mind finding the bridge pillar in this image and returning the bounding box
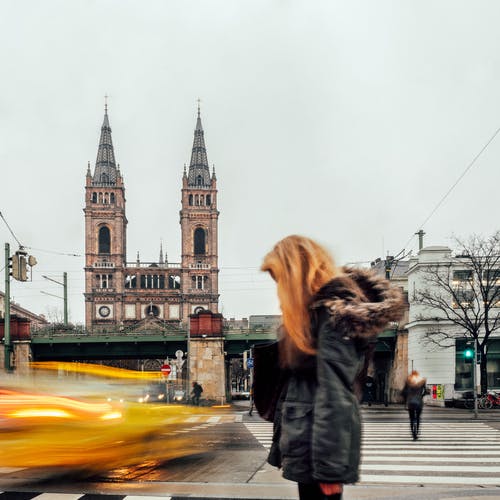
[189,337,226,403]
[189,310,226,403]
[0,340,31,374]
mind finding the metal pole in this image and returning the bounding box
[63,271,68,326]
[4,243,11,372]
[473,338,478,419]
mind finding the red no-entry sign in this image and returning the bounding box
[161,364,171,376]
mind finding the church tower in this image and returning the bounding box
[84,104,127,327]
[180,106,219,318]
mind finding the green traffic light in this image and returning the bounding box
[464,348,474,358]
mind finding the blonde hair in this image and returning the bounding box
[261,235,338,366]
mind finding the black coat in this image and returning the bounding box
[267,267,404,485]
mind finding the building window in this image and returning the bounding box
[110,193,115,204]
[139,274,165,289]
[168,275,181,289]
[189,194,193,206]
[197,175,202,185]
[145,305,160,317]
[206,194,211,206]
[194,227,206,255]
[100,173,109,183]
[92,192,97,203]
[125,275,137,289]
[98,226,111,254]
[96,274,112,289]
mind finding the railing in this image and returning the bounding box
[92,287,116,293]
[94,262,115,268]
[188,263,210,269]
[126,262,182,269]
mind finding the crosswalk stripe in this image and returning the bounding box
[207,416,221,423]
[32,494,83,499]
[244,421,500,485]
[359,474,500,485]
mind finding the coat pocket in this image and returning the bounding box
[280,403,313,458]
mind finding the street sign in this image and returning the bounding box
[161,364,171,376]
[246,358,254,369]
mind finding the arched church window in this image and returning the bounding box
[98,226,111,254]
[110,193,115,204]
[194,227,206,255]
[92,193,97,203]
[145,305,160,317]
[195,195,199,206]
[103,193,109,204]
[200,195,204,205]
[100,173,109,184]
[206,194,211,206]
[189,194,193,206]
[197,175,202,186]
[98,192,103,203]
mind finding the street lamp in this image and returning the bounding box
[42,273,68,326]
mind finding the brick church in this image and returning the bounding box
[84,104,219,330]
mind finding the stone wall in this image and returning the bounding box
[189,337,226,403]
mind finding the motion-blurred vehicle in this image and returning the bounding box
[0,363,210,472]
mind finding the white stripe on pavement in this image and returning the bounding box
[361,463,500,473]
[359,474,500,485]
[362,456,500,462]
[32,495,83,500]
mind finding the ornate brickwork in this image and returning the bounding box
[84,107,219,330]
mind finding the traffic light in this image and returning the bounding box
[464,346,474,364]
[10,250,28,281]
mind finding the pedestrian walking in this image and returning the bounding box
[248,383,254,416]
[191,381,203,406]
[402,370,427,440]
[260,235,404,500]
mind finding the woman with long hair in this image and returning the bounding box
[261,235,404,500]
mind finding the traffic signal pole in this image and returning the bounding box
[4,243,12,372]
[473,338,478,419]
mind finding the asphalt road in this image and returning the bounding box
[1,404,499,499]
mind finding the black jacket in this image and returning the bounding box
[267,267,404,484]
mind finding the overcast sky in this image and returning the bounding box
[1,0,500,324]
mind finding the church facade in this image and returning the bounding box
[84,105,219,330]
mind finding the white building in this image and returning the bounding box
[407,246,500,403]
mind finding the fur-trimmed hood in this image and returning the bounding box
[311,267,405,339]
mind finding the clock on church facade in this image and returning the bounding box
[83,104,219,329]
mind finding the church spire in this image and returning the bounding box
[159,240,164,265]
[188,102,211,187]
[92,99,117,185]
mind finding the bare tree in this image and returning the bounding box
[414,231,500,394]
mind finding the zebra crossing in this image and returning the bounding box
[244,420,500,486]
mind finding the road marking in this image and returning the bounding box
[359,474,500,485]
[207,416,221,423]
[244,421,500,486]
[32,494,83,499]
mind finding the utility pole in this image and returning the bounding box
[4,243,12,372]
[42,273,68,326]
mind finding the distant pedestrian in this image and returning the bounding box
[260,235,404,500]
[364,376,375,406]
[402,370,427,440]
[191,381,203,406]
[248,383,254,416]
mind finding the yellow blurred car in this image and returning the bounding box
[0,366,208,472]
